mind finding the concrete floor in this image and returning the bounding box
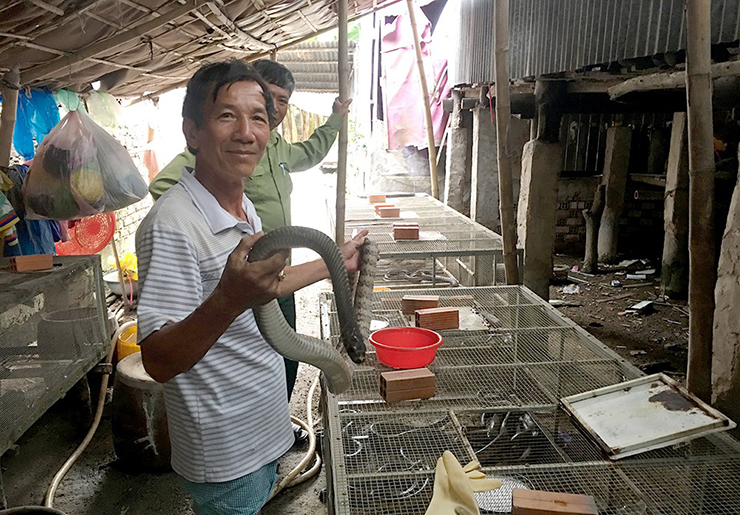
[1,168,335,514]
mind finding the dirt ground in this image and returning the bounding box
[549,255,689,379]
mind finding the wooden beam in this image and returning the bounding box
[406,0,439,199]
[609,60,740,100]
[493,0,520,284]
[334,0,349,244]
[0,67,20,167]
[685,0,716,403]
[22,0,205,84]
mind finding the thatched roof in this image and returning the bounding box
[0,0,390,99]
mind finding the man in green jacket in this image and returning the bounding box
[149,60,352,444]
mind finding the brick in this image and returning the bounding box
[402,295,439,314]
[378,206,401,218]
[8,254,53,272]
[577,201,586,209]
[374,203,395,214]
[512,489,597,515]
[393,223,419,240]
[569,201,578,209]
[368,194,386,203]
[415,307,459,330]
[566,218,580,226]
[555,226,570,234]
[380,368,435,392]
[564,234,580,243]
[393,227,419,240]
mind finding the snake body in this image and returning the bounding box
[248,226,376,394]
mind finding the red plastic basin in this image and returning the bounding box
[369,327,443,369]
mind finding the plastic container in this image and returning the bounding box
[116,323,140,361]
[369,327,443,369]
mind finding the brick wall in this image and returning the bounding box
[553,177,665,258]
[554,177,599,254]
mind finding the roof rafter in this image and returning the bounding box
[22,0,207,84]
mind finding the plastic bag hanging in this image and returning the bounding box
[22,109,148,219]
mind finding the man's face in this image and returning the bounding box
[184,81,270,181]
[266,82,291,128]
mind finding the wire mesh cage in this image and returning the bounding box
[0,256,108,455]
[339,194,515,287]
[320,286,740,514]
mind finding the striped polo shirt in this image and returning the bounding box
[135,168,293,483]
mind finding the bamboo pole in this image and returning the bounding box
[0,67,20,167]
[334,0,349,244]
[685,0,716,402]
[492,0,520,284]
[405,0,439,199]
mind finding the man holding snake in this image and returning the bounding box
[136,60,365,515]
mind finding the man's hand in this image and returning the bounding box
[333,97,353,117]
[215,233,289,314]
[341,229,369,273]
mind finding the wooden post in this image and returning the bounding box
[661,112,690,299]
[334,0,349,244]
[405,0,439,199]
[0,67,20,167]
[685,0,715,402]
[582,184,606,274]
[492,0,519,284]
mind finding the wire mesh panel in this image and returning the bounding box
[321,285,740,514]
[0,256,108,455]
[340,194,513,286]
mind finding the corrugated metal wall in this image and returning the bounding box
[453,0,740,84]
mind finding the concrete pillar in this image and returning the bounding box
[471,109,530,233]
[517,140,563,299]
[712,159,740,425]
[597,126,632,263]
[444,90,471,216]
[471,105,499,231]
[661,113,690,299]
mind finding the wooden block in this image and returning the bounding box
[381,385,435,403]
[393,226,419,240]
[402,295,440,315]
[378,206,401,218]
[415,307,459,331]
[368,194,386,203]
[380,368,436,394]
[512,489,598,515]
[9,254,53,272]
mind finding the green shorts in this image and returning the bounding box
[180,460,279,515]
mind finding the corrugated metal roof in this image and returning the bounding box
[279,40,355,93]
[453,0,740,84]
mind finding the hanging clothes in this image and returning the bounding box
[9,88,61,160]
[380,5,449,151]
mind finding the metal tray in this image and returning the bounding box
[561,373,737,460]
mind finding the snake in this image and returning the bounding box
[247,226,377,394]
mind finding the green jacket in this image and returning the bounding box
[149,113,343,234]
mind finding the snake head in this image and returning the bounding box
[346,326,367,364]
